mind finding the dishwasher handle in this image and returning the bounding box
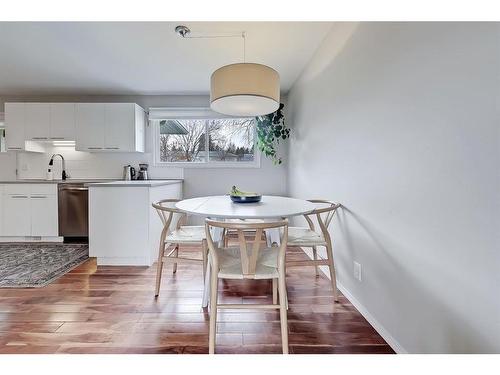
[60,187,88,191]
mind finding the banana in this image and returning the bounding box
[230,186,258,197]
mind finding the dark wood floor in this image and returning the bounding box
[0,245,394,354]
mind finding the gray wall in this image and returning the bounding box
[0,95,287,198]
[287,22,500,353]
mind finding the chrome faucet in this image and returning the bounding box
[49,154,68,180]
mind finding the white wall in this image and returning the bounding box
[287,22,500,353]
[0,95,287,198]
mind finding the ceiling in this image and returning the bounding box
[0,22,332,96]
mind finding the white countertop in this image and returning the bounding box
[86,179,183,187]
[0,179,183,187]
[0,179,115,184]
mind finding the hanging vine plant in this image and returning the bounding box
[255,103,290,165]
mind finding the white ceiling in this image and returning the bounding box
[0,22,332,96]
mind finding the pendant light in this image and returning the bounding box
[210,62,280,117]
[175,25,280,117]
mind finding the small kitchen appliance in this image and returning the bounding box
[123,165,136,180]
[137,163,149,180]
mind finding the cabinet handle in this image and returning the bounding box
[87,147,103,150]
[8,147,22,150]
[11,195,28,198]
[105,147,120,150]
[30,195,47,199]
[50,137,65,140]
[32,137,48,140]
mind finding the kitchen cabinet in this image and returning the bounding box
[5,102,144,152]
[4,102,74,151]
[104,103,135,151]
[25,103,51,141]
[2,194,31,236]
[0,186,3,235]
[75,103,145,152]
[31,194,58,236]
[50,103,75,140]
[75,103,105,150]
[89,181,182,265]
[1,184,58,238]
[4,103,26,151]
[22,103,75,141]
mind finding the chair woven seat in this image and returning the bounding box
[287,227,326,246]
[215,246,279,279]
[166,225,206,243]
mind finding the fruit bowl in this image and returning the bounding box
[230,195,262,203]
[229,186,262,203]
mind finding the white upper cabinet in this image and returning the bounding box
[75,103,106,150]
[5,102,144,152]
[104,103,134,151]
[4,102,76,151]
[25,103,51,141]
[4,103,26,151]
[76,103,145,152]
[50,103,75,140]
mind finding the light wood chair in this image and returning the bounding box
[286,200,341,302]
[152,199,208,298]
[222,218,266,247]
[205,219,289,354]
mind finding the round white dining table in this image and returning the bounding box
[175,195,316,308]
[175,195,316,219]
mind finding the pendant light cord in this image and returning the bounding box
[176,26,247,63]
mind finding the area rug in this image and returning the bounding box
[0,243,89,288]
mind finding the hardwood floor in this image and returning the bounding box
[0,245,394,354]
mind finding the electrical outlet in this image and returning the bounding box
[21,163,28,171]
[353,261,362,282]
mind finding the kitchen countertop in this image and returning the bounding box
[0,179,116,184]
[85,179,183,187]
[0,179,183,187]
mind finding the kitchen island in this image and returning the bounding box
[88,180,182,266]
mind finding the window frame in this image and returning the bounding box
[151,108,260,169]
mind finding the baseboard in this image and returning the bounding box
[300,247,408,354]
[95,256,151,266]
[336,282,408,354]
[0,236,63,242]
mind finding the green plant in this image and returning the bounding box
[255,103,290,165]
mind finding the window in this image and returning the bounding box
[152,109,258,167]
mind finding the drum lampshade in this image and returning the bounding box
[210,63,280,116]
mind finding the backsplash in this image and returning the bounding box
[16,146,183,180]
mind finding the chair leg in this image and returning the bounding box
[278,271,289,354]
[208,267,219,354]
[202,258,211,308]
[312,246,319,276]
[325,243,339,302]
[172,245,179,274]
[154,243,165,297]
[272,278,278,304]
[201,240,208,283]
[223,229,229,247]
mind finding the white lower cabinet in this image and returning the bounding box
[89,182,182,265]
[31,195,58,236]
[2,195,31,236]
[0,184,58,238]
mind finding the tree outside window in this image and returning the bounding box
[158,118,255,164]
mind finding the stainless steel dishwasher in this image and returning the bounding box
[58,183,88,239]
